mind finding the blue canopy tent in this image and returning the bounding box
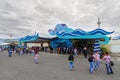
[19,33,39,47]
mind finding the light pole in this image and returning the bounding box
[10,34,12,39]
[97,17,101,28]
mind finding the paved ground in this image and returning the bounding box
[0,51,120,80]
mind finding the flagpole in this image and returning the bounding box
[10,34,12,39]
[97,17,101,28]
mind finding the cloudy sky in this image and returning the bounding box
[0,0,120,39]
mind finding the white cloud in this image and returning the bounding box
[0,0,120,39]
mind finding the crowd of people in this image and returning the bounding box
[4,45,114,75]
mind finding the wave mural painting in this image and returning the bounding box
[49,24,114,44]
[19,33,39,46]
[19,33,39,43]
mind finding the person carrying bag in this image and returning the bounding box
[103,52,114,74]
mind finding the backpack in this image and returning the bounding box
[88,56,94,62]
[68,55,74,61]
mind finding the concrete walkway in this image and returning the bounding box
[0,51,120,80]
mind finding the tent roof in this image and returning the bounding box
[27,37,54,43]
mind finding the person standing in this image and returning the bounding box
[34,53,39,64]
[0,47,2,53]
[8,48,12,57]
[68,52,75,71]
[73,48,77,57]
[31,49,35,56]
[82,47,88,58]
[103,52,114,74]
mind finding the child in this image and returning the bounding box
[94,51,101,69]
[68,52,74,71]
[31,49,35,56]
[73,48,77,57]
[34,53,39,64]
[8,48,12,57]
[88,53,95,73]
